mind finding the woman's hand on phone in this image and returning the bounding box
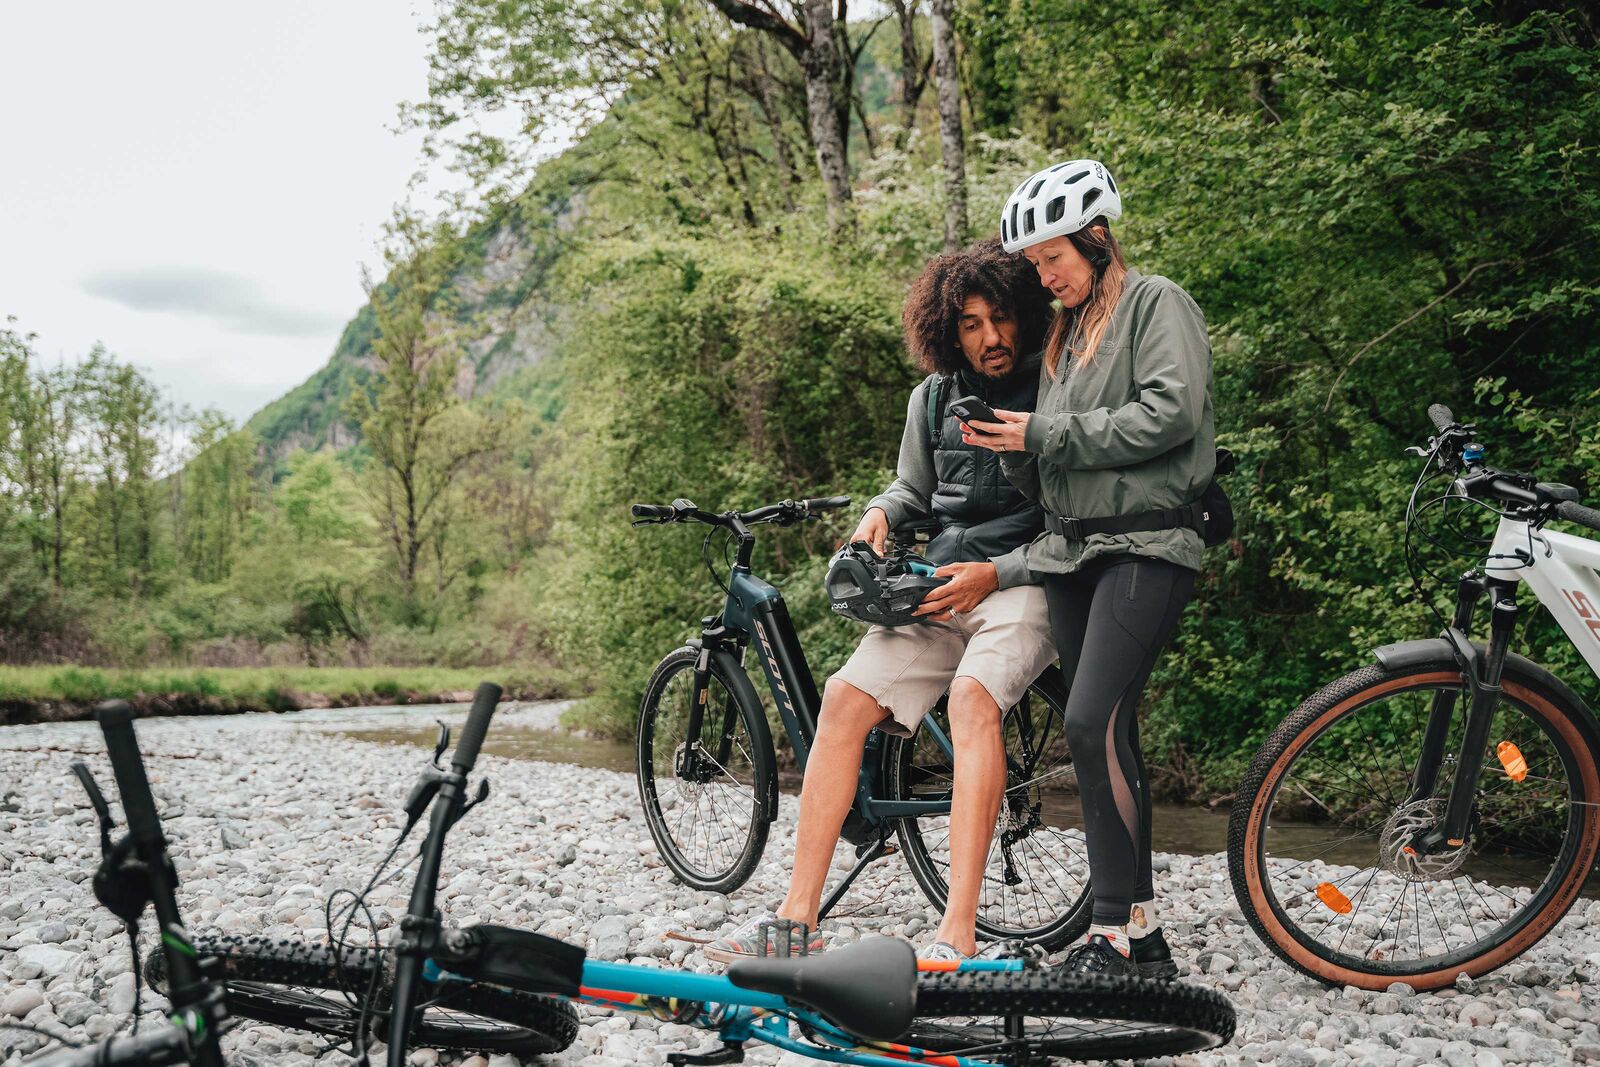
[961,409,1030,454]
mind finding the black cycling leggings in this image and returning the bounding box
[1045,556,1195,925]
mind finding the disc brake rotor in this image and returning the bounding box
[1378,799,1470,881]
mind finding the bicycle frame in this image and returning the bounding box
[1409,512,1600,852]
[429,954,1026,1067]
[718,563,956,824]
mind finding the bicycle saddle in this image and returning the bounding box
[726,936,916,1042]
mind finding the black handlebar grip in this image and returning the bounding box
[1556,500,1600,533]
[1427,404,1455,433]
[94,701,164,847]
[452,682,502,773]
[631,503,673,518]
[806,496,852,511]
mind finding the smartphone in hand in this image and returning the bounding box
[949,395,1000,434]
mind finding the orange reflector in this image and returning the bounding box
[1316,882,1353,915]
[1497,741,1528,782]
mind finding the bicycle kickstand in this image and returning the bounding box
[816,831,896,923]
[668,1040,745,1065]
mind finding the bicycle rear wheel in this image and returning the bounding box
[905,968,1235,1061]
[1229,657,1600,989]
[146,934,577,1055]
[885,666,1092,949]
[638,645,776,893]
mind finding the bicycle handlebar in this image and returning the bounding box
[30,1025,191,1067]
[452,682,501,774]
[629,495,851,528]
[1428,403,1455,433]
[96,702,164,850]
[1556,499,1600,533]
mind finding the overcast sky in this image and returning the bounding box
[0,1,504,425]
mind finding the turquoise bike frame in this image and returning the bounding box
[428,956,1025,1067]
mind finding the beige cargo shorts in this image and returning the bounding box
[833,584,1057,737]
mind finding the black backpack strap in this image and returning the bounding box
[926,374,951,452]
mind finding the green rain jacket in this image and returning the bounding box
[995,269,1215,578]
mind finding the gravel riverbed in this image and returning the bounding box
[3,703,1599,1067]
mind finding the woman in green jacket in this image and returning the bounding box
[966,160,1215,978]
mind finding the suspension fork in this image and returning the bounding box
[679,620,739,780]
[1406,575,1484,804]
[1415,579,1520,853]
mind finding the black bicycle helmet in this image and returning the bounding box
[826,542,950,627]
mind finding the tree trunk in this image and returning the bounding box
[800,0,853,232]
[892,0,927,136]
[931,0,966,252]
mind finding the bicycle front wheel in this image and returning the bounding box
[1229,657,1600,989]
[886,666,1092,949]
[905,968,1235,1061]
[638,645,776,893]
[146,934,578,1055]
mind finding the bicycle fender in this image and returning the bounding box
[1373,638,1600,746]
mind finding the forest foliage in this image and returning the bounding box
[4,0,1597,795]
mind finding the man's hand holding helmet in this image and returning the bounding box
[914,561,999,621]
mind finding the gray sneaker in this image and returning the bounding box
[702,910,826,965]
[917,940,968,964]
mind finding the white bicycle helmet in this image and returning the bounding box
[999,159,1122,253]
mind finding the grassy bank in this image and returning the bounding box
[0,665,572,725]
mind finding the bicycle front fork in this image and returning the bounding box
[1407,574,1519,854]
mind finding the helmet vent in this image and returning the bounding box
[1065,169,1091,185]
[1107,173,1118,194]
[1045,196,1066,224]
[1029,178,1047,199]
[1081,188,1102,213]
[1022,207,1035,235]
[1009,202,1019,239]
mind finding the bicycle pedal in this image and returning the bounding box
[754,918,810,957]
[668,1040,745,1065]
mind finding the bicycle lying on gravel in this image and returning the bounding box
[151,683,1236,1064]
[1229,403,1600,990]
[630,495,1090,948]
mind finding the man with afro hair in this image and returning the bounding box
[705,237,1060,964]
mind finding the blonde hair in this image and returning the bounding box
[1043,222,1128,377]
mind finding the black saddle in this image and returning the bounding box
[726,936,916,1042]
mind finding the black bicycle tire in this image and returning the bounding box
[146,934,578,1055]
[1228,659,1600,990]
[907,969,1235,1059]
[637,645,775,894]
[885,668,1092,950]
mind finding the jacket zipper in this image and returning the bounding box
[1048,368,1077,536]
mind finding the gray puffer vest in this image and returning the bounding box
[926,351,1046,566]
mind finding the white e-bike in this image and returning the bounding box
[1230,403,1600,990]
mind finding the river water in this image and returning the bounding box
[328,701,1599,897]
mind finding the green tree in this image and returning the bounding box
[346,216,507,626]
[174,411,261,583]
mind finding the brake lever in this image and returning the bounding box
[453,779,491,825]
[70,761,116,856]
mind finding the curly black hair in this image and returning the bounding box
[901,236,1054,376]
